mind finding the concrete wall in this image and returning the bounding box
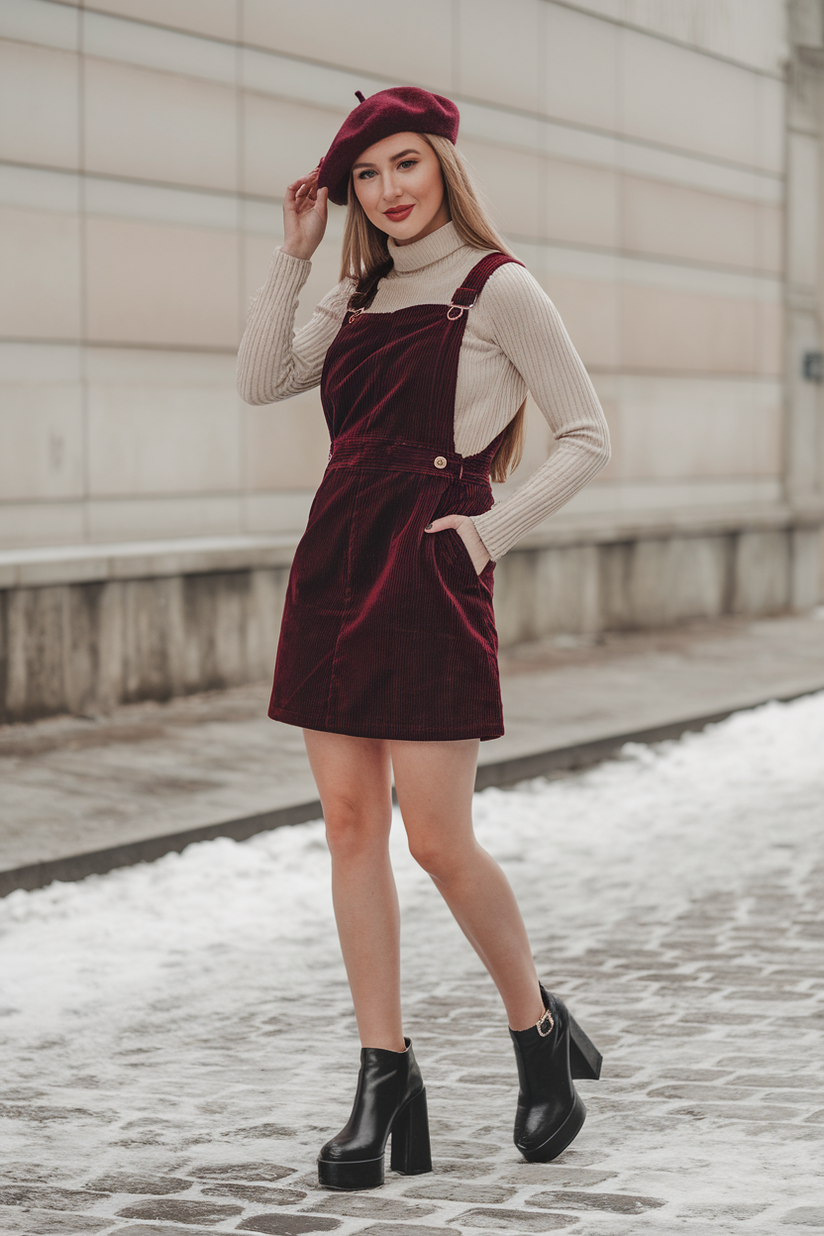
[1,0,823,721]
[0,0,805,543]
[0,515,808,723]
[0,569,285,721]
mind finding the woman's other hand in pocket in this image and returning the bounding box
[425,514,491,575]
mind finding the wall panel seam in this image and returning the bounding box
[542,0,787,80]
[0,39,785,182]
[0,155,783,213]
[459,114,785,179]
[58,0,788,82]
[585,368,785,380]
[0,337,238,354]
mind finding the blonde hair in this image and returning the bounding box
[339,134,526,483]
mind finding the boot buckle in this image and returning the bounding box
[537,1007,555,1037]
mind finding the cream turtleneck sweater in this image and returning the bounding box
[237,222,610,561]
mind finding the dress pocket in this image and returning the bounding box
[438,527,494,587]
[429,526,471,575]
[428,525,498,655]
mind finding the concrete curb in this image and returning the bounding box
[0,798,324,899]
[3,686,821,899]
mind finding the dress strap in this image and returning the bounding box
[446,253,523,319]
[346,256,394,317]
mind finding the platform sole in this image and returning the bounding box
[516,1089,587,1163]
[317,1155,385,1191]
[318,1088,432,1190]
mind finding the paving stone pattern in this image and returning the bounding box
[1,696,823,1235]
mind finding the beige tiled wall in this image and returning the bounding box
[84,60,238,191]
[85,349,241,497]
[84,218,239,347]
[0,206,82,339]
[244,0,454,90]
[0,39,79,168]
[0,344,83,502]
[87,0,237,42]
[0,0,792,548]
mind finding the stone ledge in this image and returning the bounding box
[0,534,299,589]
[2,505,820,589]
[516,501,823,550]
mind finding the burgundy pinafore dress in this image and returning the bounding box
[268,252,521,742]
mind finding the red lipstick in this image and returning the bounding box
[384,204,414,222]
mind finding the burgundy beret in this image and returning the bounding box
[317,86,460,206]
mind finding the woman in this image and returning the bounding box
[238,86,609,1191]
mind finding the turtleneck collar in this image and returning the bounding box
[388,221,466,273]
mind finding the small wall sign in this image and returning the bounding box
[803,350,824,382]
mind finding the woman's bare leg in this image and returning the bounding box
[302,729,404,1051]
[391,738,544,1032]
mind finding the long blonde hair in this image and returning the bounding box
[339,134,526,483]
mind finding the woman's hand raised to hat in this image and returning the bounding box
[281,167,328,262]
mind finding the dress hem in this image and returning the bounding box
[268,706,503,743]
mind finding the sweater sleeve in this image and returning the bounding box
[469,263,611,561]
[237,247,353,405]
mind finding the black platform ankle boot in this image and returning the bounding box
[509,984,602,1163]
[317,1037,432,1190]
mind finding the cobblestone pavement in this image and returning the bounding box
[1,694,823,1235]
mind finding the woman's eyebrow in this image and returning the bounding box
[351,148,420,169]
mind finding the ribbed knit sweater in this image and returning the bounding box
[237,222,610,561]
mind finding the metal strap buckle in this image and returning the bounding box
[447,286,479,320]
[348,307,365,324]
[536,1007,555,1037]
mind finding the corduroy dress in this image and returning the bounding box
[268,252,520,742]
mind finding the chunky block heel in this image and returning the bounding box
[568,1012,603,1080]
[390,1087,432,1175]
[318,1038,432,1190]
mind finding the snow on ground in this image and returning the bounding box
[3,694,821,1027]
[1,693,823,1233]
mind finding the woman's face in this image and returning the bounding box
[351,131,450,246]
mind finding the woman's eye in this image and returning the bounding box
[356,169,377,180]
[398,160,418,170]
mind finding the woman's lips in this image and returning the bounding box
[384,205,414,221]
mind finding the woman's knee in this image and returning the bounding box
[407,825,470,882]
[323,794,391,860]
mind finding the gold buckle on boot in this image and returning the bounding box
[537,1007,555,1037]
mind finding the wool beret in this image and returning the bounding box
[317,86,460,206]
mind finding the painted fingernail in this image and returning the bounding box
[425,523,433,530]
